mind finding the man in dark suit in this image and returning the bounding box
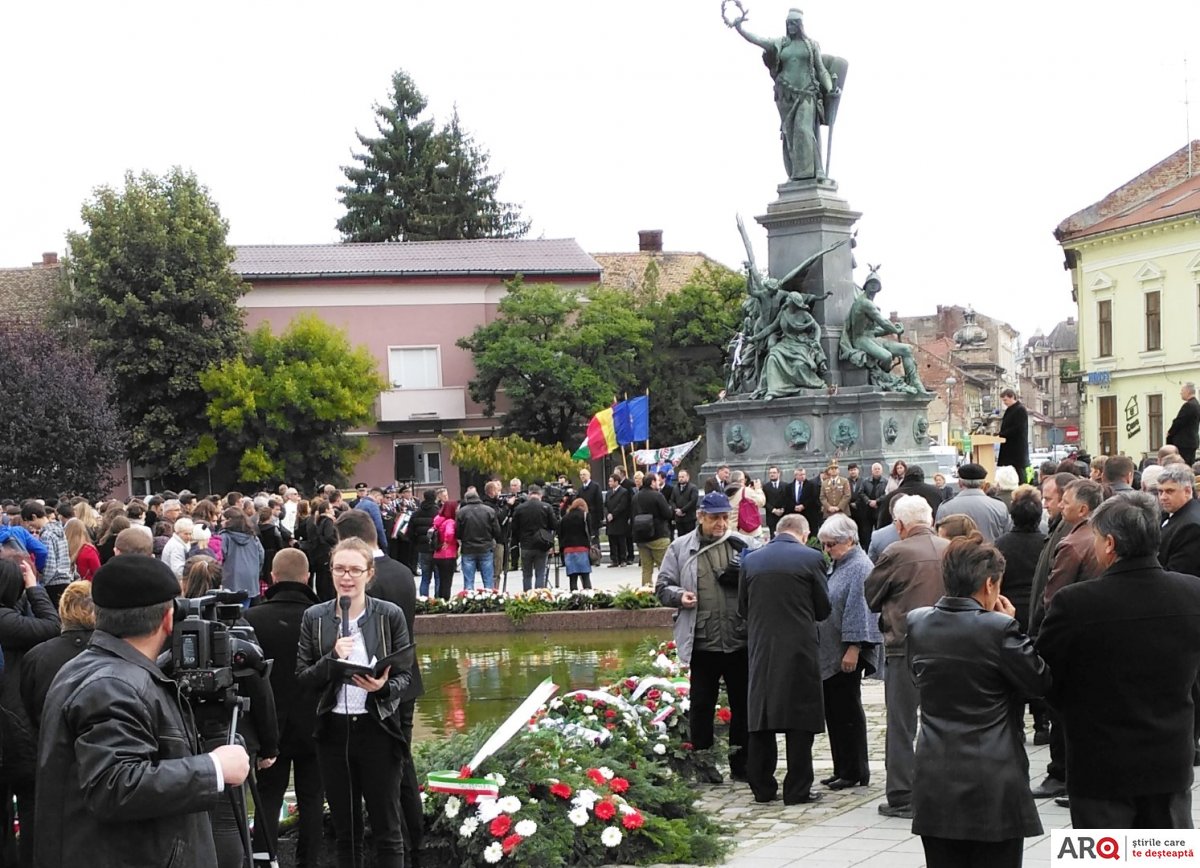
[763,465,790,538]
[246,549,324,867]
[876,466,943,531]
[334,510,425,864]
[670,469,700,537]
[738,513,831,804]
[1167,382,1200,465]
[1037,493,1200,828]
[577,468,605,541]
[998,388,1030,476]
[785,467,823,536]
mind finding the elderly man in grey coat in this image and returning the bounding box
[656,491,757,782]
[737,513,831,804]
[934,463,1011,543]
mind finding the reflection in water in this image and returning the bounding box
[414,628,669,742]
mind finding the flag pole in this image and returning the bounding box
[644,388,651,451]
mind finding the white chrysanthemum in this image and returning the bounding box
[680,698,691,712]
[485,772,508,788]
[549,697,564,710]
[476,798,502,822]
[483,841,504,863]
[419,791,427,803]
[619,803,636,815]
[572,788,599,809]
[459,817,479,838]
[598,767,614,780]
[568,806,589,827]
[601,826,623,847]
[498,795,522,814]
[515,819,537,837]
[444,796,461,818]
[583,706,596,716]
[653,742,667,755]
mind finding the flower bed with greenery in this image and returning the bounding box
[414,641,734,866]
[416,587,664,624]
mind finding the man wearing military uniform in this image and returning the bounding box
[820,461,852,532]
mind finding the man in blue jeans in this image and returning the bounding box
[510,486,559,590]
[455,487,503,590]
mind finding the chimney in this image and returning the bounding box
[36,252,58,266]
[638,230,663,253]
[1066,317,1075,326]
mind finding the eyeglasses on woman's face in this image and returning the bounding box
[331,565,370,578]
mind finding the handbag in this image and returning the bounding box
[532,527,555,552]
[588,544,602,566]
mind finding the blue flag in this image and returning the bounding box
[628,395,650,442]
[613,400,634,445]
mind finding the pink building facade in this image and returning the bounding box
[234,239,601,496]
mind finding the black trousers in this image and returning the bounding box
[255,749,324,868]
[1070,790,1192,829]
[397,701,423,861]
[433,557,456,600]
[1046,707,1067,783]
[922,836,1024,868]
[609,532,631,565]
[317,715,406,868]
[689,647,749,775]
[823,669,870,783]
[746,730,815,803]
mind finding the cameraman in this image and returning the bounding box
[34,556,249,868]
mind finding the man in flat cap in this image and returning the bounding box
[934,464,1012,543]
[34,555,250,868]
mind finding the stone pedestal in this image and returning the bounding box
[757,179,864,386]
[696,387,937,480]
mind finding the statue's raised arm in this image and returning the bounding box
[723,0,773,50]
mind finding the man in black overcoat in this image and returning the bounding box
[1167,382,1200,465]
[762,465,789,538]
[1156,463,1200,763]
[246,549,325,867]
[998,388,1030,475]
[738,513,831,804]
[605,474,633,567]
[670,469,700,537]
[577,468,605,542]
[1036,493,1200,828]
[875,466,943,531]
[784,467,823,536]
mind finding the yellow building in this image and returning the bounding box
[1056,142,1200,460]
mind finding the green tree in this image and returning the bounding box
[0,324,127,499]
[445,433,581,483]
[57,168,246,479]
[194,314,386,490]
[457,281,653,445]
[336,70,529,242]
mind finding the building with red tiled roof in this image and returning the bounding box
[1056,142,1200,461]
[0,253,63,325]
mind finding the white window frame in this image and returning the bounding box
[386,345,442,390]
[393,441,443,484]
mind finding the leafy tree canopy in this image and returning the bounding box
[194,314,386,490]
[457,281,654,445]
[446,433,581,484]
[336,70,529,242]
[0,324,126,500]
[56,167,246,478]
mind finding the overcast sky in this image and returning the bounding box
[3,1,1198,341]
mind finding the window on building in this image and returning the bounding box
[1060,381,1069,397]
[1097,300,1112,357]
[1145,291,1162,352]
[1060,401,1071,416]
[387,347,440,389]
[1098,395,1117,456]
[394,442,442,484]
[1147,393,1163,451]
[1042,400,1051,416]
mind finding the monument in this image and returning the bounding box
[698,2,938,480]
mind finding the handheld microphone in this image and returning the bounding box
[339,595,351,638]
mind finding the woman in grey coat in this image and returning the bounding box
[815,515,882,789]
[218,508,265,603]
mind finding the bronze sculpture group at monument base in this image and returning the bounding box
[699,2,937,482]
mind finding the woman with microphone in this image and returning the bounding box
[296,538,413,868]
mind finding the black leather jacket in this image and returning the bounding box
[34,631,221,868]
[296,596,414,742]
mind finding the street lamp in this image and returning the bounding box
[945,377,957,445]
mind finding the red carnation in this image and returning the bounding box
[605,709,617,719]
[681,742,694,751]
[458,765,472,778]
[489,815,512,837]
[594,800,617,821]
[609,777,630,794]
[645,700,658,712]
[666,641,676,650]
[716,707,732,724]
[646,689,661,700]
[586,768,606,785]
[501,833,523,855]
[574,692,586,702]
[550,782,573,800]
[622,811,645,830]
[606,723,616,730]
[624,678,638,690]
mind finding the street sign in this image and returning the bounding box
[1085,371,1110,386]
[1064,425,1079,442]
[1048,427,1065,446]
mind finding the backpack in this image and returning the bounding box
[632,512,655,543]
[737,496,761,533]
[427,522,442,550]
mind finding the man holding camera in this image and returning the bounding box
[35,555,249,868]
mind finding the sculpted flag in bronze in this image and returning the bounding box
[723,1,846,182]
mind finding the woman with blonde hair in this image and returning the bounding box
[63,518,100,585]
[71,501,101,541]
[20,580,95,728]
[182,555,224,599]
[935,513,979,541]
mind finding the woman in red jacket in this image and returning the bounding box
[64,518,100,582]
